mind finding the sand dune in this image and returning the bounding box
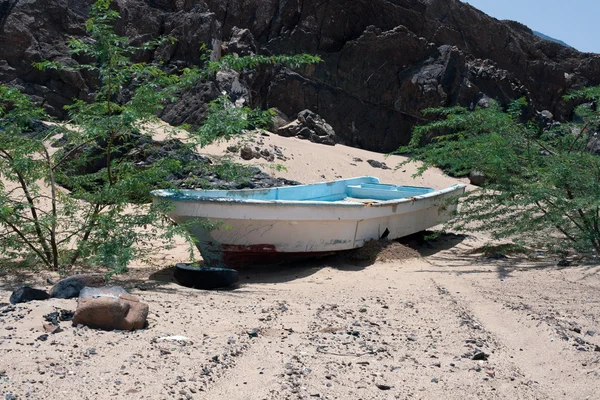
[200,131,465,189]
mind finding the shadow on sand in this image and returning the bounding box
[11,231,588,295]
[141,255,346,289]
[119,231,469,292]
[0,269,44,291]
[0,258,56,291]
[397,230,468,257]
[415,239,600,280]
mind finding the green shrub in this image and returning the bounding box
[400,88,600,255]
[0,0,320,274]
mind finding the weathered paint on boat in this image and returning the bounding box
[152,177,466,268]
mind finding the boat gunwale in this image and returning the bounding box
[151,183,467,208]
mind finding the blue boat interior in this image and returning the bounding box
[153,177,435,203]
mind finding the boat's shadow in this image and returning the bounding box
[237,258,336,284]
[132,259,331,288]
[229,231,470,285]
[121,231,469,289]
[397,231,469,257]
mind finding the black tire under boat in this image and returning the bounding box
[174,264,239,290]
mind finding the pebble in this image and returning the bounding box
[367,160,391,170]
[376,384,392,390]
[43,323,62,334]
[471,350,489,361]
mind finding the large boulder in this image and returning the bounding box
[276,110,337,146]
[276,120,301,138]
[72,286,148,331]
[469,170,488,186]
[226,27,258,57]
[268,108,291,132]
[50,274,106,299]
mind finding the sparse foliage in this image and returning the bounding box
[400,89,600,255]
[0,0,320,274]
[195,94,276,147]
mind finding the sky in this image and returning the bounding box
[462,0,599,53]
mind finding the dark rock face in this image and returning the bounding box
[206,0,600,151]
[1,0,600,152]
[0,0,222,118]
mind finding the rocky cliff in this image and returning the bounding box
[533,31,573,49]
[1,0,599,152]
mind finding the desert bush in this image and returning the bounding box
[0,0,320,274]
[400,88,600,255]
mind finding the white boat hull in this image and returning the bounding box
[152,177,466,267]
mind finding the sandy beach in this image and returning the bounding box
[1,133,599,399]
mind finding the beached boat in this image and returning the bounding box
[151,177,466,268]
